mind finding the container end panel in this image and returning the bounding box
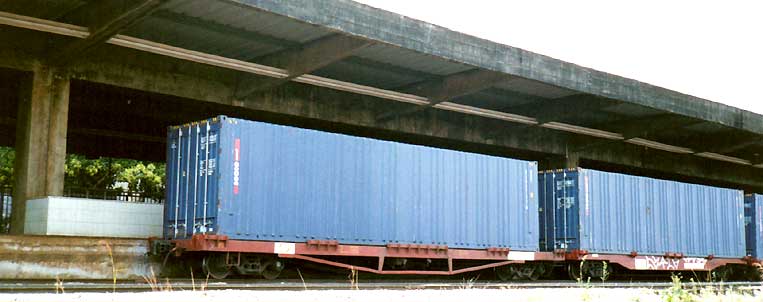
[165,117,224,239]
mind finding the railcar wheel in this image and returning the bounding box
[567,263,582,281]
[755,263,763,281]
[261,259,285,280]
[202,254,231,280]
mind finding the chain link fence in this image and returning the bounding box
[0,187,11,234]
[63,188,164,204]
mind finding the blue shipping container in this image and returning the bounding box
[745,194,763,258]
[539,169,745,258]
[165,116,539,250]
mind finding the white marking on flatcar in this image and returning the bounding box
[634,258,648,270]
[683,258,707,270]
[274,242,296,255]
[507,251,535,261]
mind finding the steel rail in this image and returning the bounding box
[0,11,759,168]
[0,279,760,293]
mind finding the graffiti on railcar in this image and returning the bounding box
[634,256,708,270]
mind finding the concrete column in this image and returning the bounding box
[9,65,70,234]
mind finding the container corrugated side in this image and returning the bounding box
[745,194,763,258]
[540,169,745,258]
[166,116,539,251]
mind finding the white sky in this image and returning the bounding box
[354,0,763,115]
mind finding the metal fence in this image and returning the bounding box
[63,188,164,204]
[0,187,11,234]
[0,187,163,234]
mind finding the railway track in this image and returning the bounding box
[0,279,760,293]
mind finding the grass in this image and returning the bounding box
[656,273,763,302]
[103,241,117,293]
[459,275,480,290]
[662,274,695,302]
[297,268,307,290]
[348,267,359,290]
[54,276,64,294]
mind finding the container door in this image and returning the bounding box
[551,171,580,250]
[745,196,756,257]
[747,194,763,258]
[165,119,221,239]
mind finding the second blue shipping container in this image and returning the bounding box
[745,194,763,258]
[539,168,745,258]
[165,116,539,251]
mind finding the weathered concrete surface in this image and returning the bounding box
[235,34,373,98]
[11,64,70,234]
[0,45,760,190]
[0,235,157,279]
[234,0,763,135]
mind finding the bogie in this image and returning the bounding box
[198,253,285,279]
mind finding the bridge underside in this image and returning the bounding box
[0,0,762,234]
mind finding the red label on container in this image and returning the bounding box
[233,138,240,194]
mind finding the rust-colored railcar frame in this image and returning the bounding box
[165,235,757,275]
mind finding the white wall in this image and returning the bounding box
[24,197,164,238]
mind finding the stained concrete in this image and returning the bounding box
[235,0,763,135]
[10,65,70,234]
[0,235,157,279]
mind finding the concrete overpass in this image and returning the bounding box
[0,0,761,234]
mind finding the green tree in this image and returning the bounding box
[118,162,166,200]
[0,147,13,188]
[0,147,166,200]
[64,155,136,192]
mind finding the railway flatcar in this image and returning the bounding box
[154,116,548,280]
[152,116,763,281]
[539,169,752,280]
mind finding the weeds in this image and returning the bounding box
[54,276,64,294]
[142,266,174,292]
[577,258,593,302]
[103,241,117,293]
[142,267,161,291]
[190,267,196,291]
[348,267,359,290]
[600,261,609,282]
[201,271,209,291]
[459,275,480,290]
[661,274,695,302]
[297,268,307,290]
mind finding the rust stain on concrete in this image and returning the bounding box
[0,235,158,279]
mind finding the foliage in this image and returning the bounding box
[0,147,12,188]
[0,146,165,198]
[662,274,695,302]
[64,155,132,192]
[118,162,166,200]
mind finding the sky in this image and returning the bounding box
[354,0,763,114]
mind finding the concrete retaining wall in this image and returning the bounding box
[0,235,157,279]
